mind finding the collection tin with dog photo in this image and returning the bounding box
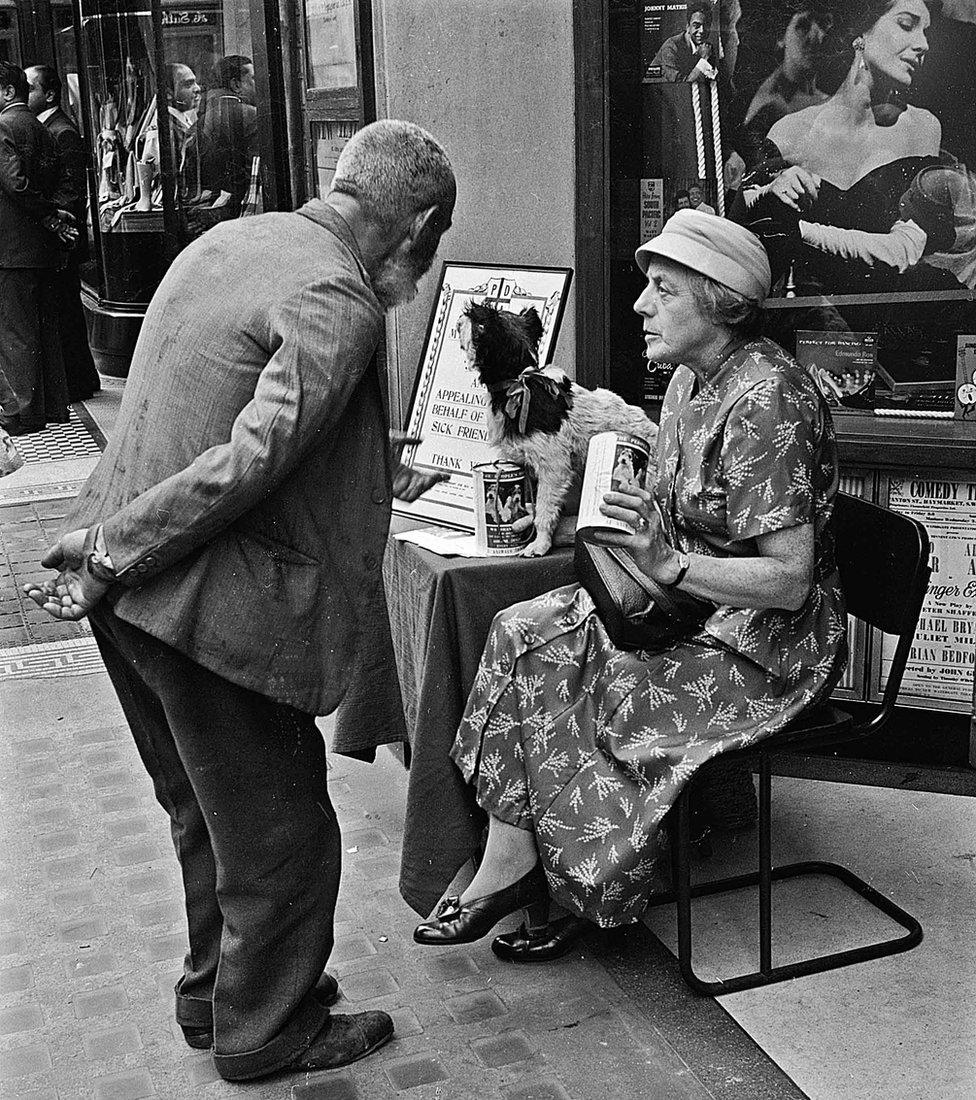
[472,461,535,556]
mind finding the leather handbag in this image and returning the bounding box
[574,534,713,652]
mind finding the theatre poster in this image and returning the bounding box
[880,477,976,711]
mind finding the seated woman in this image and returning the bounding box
[414,211,848,960]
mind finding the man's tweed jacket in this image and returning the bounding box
[63,201,395,715]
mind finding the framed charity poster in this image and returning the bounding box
[875,475,976,712]
[394,262,573,530]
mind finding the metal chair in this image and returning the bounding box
[646,492,931,996]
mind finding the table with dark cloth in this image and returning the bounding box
[380,520,574,917]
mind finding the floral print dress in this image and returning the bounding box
[450,338,847,927]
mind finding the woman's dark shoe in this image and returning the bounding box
[414,862,549,945]
[491,914,590,962]
[180,972,340,1050]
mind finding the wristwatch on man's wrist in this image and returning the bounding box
[86,525,117,583]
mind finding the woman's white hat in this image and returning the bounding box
[635,210,771,300]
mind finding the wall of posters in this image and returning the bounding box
[610,2,976,403]
[724,0,976,394]
[881,476,976,709]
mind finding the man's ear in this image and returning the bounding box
[408,205,440,243]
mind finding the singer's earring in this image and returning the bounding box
[852,36,865,51]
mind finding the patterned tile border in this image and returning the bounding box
[0,636,102,681]
[0,478,87,507]
[10,408,102,466]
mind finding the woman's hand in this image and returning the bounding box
[592,488,680,584]
[768,164,820,213]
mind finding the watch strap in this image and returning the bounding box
[86,524,117,583]
[672,551,690,587]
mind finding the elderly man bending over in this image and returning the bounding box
[25,120,455,1082]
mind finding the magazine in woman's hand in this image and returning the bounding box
[576,431,651,537]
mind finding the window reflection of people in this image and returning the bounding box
[200,56,258,213]
[0,61,74,434]
[739,1,976,295]
[165,63,204,202]
[133,63,206,210]
[26,64,100,403]
[743,6,834,148]
[649,2,718,83]
[414,212,846,958]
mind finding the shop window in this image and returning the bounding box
[294,0,373,204]
[588,1,976,411]
[73,0,264,306]
[304,0,358,92]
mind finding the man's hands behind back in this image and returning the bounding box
[23,528,111,621]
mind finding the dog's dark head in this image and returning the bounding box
[460,302,543,385]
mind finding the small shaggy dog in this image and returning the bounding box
[458,301,657,556]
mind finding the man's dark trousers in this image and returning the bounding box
[90,605,338,1079]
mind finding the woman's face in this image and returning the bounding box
[633,258,721,368]
[862,1,931,87]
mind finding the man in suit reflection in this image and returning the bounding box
[200,55,257,214]
[27,64,100,402]
[0,61,74,434]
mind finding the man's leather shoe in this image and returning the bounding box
[181,1025,215,1050]
[291,1010,393,1072]
[491,914,589,962]
[181,971,340,1050]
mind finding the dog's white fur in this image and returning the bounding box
[488,381,657,556]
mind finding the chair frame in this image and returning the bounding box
[645,492,931,996]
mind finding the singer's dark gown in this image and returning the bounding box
[749,138,966,296]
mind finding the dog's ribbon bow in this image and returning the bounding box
[491,365,572,434]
